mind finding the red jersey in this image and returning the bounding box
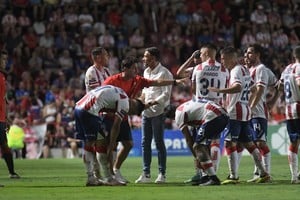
[103,73,153,98]
[0,71,6,122]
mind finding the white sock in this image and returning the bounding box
[262,152,271,174]
[250,148,265,175]
[227,151,238,179]
[83,150,94,177]
[210,144,220,173]
[96,152,111,179]
[288,150,298,180]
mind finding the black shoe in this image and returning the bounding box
[199,175,221,186]
[199,175,210,184]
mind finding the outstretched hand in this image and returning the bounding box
[175,77,190,85]
[208,87,220,92]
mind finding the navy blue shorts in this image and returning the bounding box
[286,119,300,143]
[250,117,268,142]
[225,120,253,143]
[195,114,229,145]
[74,109,106,142]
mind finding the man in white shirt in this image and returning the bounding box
[135,47,173,184]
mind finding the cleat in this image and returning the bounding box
[291,179,300,184]
[255,174,271,183]
[10,173,21,179]
[135,173,151,183]
[221,175,239,185]
[154,173,166,184]
[103,177,126,186]
[298,172,300,180]
[114,169,129,183]
[86,176,103,186]
[184,174,202,184]
[197,175,210,185]
[199,175,221,186]
[246,173,260,183]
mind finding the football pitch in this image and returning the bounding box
[0,155,298,200]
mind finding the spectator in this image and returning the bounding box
[17,9,31,28]
[98,29,115,50]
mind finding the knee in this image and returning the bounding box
[256,141,267,149]
[122,141,133,150]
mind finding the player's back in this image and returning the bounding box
[281,63,300,104]
[192,59,229,104]
[76,85,129,116]
[175,99,227,129]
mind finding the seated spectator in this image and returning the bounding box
[129,27,145,56]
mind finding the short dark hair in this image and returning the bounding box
[121,56,138,71]
[248,43,264,57]
[202,43,217,52]
[293,45,300,59]
[220,46,237,56]
[91,47,105,56]
[145,46,160,60]
[193,50,200,59]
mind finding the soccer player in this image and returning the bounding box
[279,45,300,184]
[83,47,115,185]
[175,99,229,186]
[0,50,20,188]
[245,44,279,182]
[208,47,270,184]
[176,50,203,184]
[75,85,146,186]
[103,56,186,183]
[191,43,229,173]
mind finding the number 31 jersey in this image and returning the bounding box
[192,59,229,104]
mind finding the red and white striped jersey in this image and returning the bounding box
[249,63,278,119]
[85,65,111,92]
[280,63,300,120]
[75,85,129,120]
[227,65,252,121]
[175,99,227,130]
[192,59,229,105]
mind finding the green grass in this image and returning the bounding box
[0,155,298,200]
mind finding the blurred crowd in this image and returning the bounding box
[1,0,300,156]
